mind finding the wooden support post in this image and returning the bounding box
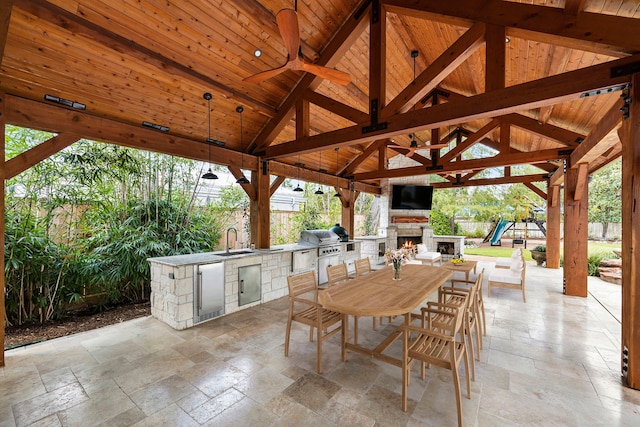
[620,73,640,390]
[1,91,5,367]
[563,162,589,296]
[546,182,561,269]
[338,189,360,238]
[249,160,270,249]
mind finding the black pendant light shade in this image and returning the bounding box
[236,105,250,185]
[293,159,304,191]
[202,168,218,180]
[202,92,218,180]
[315,151,324,195]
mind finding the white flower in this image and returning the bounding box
[385,248,410,266]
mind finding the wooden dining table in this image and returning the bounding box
[318,263,452,367]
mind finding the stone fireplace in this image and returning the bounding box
[376,151,464,260]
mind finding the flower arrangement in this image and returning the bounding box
[385,248,410,265]
[451,252,464,264]
[385,248,409,280]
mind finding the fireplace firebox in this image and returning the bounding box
[398,236,422,248]
[437,241,456,255]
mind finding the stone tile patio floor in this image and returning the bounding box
[2,258,639,426]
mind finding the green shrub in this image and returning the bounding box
[587,252,617,276]
[532,245,546,252]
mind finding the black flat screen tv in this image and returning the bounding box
[391,185,433,210]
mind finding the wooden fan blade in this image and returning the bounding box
[300,62,351,86]
[243,63,289,84]
[425,143,450,149]
[276,9,300,60]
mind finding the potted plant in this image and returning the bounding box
[530,245,547,266]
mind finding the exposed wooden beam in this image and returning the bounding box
[354,148,569,181]
[431,173,548,189]
[263,53,639,159]
[569,97,624,166]
[5,133,80,179]
[440,120,500,163]
[0,0,12,67]
[228,166,256,200]
[524,182,547,200]
[382,0,640,56]
[342,140,388,176]
[304,90,369,123]
[5,95,258,171]
[369,0,386,113]
[620,72,640,389]
[382,22,485,117]
[564,0,588,16]
[270,175,286,197]
[535,46,572,124]
[485,24,505,92]
[573,163,589,201]
[250,0,371,153]
[12,0,276,117]
[269,161,381,195]
[0,90,5,367]
[502,113,584,147]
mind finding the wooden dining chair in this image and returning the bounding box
[436,270,484,381]
[285,271,342,374]
[326,262,365,342]
[354,257,371,276]
[353,257,381,331]
[402,304,471,427]
[327,262,350,286]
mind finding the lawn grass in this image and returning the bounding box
[464,241,620,260]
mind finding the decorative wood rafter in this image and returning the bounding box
[5,133,81,179]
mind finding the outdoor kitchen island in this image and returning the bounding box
[148,240,361,330]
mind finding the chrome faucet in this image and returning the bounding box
[226,227,238,253]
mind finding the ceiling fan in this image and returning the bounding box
[388,135,450,158]
[243,8,351,86]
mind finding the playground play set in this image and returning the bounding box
[484,217,547,247]
[484,195,547,248]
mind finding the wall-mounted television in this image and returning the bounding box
[391,185,433,210]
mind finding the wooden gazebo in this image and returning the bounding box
[1,0,639,388]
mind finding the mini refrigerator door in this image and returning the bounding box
[238,264,261,306]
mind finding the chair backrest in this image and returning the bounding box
[327,263,349,286]
[354,257,371,276]
[287,271,317,297]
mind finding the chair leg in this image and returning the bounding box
[354,316,359,345]
[465,324,475,381]
[309,325,314,341]
[284,317,292,357]
[522,286,526,303]
[316,320,323,374]
[451,360,464,427]
[372,316,377,330]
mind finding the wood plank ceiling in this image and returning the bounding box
[1,0,639,192]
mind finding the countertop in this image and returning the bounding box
[147,240,361,267]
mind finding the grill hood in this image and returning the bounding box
[299,229,341,246]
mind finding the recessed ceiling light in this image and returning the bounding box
[505,37,511,43]
[254,49,262,58]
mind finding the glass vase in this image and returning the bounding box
[393,262,402,280]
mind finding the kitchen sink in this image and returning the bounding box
[215,250,255,257]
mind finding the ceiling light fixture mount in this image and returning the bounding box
[202,92,218,180]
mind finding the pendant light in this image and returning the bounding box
[202,92,218,180]
[314,151,324,195]
[236,105,250,185]
[333,147,340,197]
[293,157,304,192]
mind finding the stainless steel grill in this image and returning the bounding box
[299,229,342,257]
